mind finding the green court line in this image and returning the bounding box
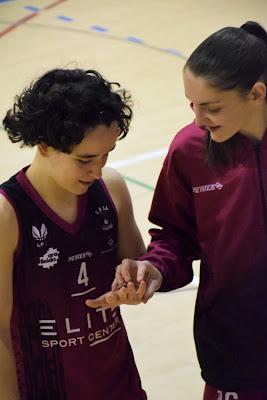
[123,175,154,192]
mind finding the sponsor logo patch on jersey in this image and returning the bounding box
[38,247,60,269]
[192,182,223,194]
[32,223,48,247]
[68,251,93,263]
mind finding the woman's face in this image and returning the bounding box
[44,121,120,196]
[183,68,256,143]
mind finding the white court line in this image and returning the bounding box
[108,147,168,169]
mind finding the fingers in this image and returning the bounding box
[117,286,128,303]
[114,259,152,290]
[126,281,136,301]
[86,282,147,309]
[86,265,157,309]
[143,270,163,303]
[105,292,120,308]
[111,277,119,291]
[136,261,150,283]
[120,281,146,304]
[112,261,162,304]
[116,284,141,304]
[85,294,109,308]
[86,291,124,308]
[136,280,146,299]
[115,259,137,287]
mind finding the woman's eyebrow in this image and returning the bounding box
[199,101,221,106]
[75,145,116,159]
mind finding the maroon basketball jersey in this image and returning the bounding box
[0,168,147,400]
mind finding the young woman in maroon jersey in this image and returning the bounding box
[89,21,267,400]
[0,68,147,400]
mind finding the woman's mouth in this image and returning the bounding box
[79,180,93,186]
[208,126,221,132]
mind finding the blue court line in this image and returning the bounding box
[126,36,144,44]
[90,25,108,33]
[165,48,184,57]
[0,2,186,59]
[32,20,187,60]
[5,3,185,59]
[0,3,186,59]
[24,5,40,12]
[7,18,187,59]
[57,15,73,22]
[61,19,186,58]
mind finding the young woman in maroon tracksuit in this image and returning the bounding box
[88,21,267,400]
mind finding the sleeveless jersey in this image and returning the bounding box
[0,168,147,400]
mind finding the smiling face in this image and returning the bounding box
[183,68,257,143]
[43,121,120,196]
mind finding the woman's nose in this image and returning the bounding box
[88,162,102,180]
[193,106,208,128]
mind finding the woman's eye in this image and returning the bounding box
[78,159,91,165]
[207,108,221,114]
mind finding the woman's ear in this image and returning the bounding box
[249,82,266,103]
[37,143,49,156]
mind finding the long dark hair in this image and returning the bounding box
[185,21,267,167]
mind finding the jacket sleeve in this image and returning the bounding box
[140,138,200,291]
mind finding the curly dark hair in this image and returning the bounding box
[3,68,133,153]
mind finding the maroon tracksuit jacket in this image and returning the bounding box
[142,122,267,391]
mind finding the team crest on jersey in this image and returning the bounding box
[38,247,60,269]
[32,224,48,247]
[94,205,113,231]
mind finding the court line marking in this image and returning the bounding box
[0,19,187,60]
[123,175,154,192]
[0,12,38,37]
[0,5,187,60]
[0,0,68,38]
[108,148,167,169]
